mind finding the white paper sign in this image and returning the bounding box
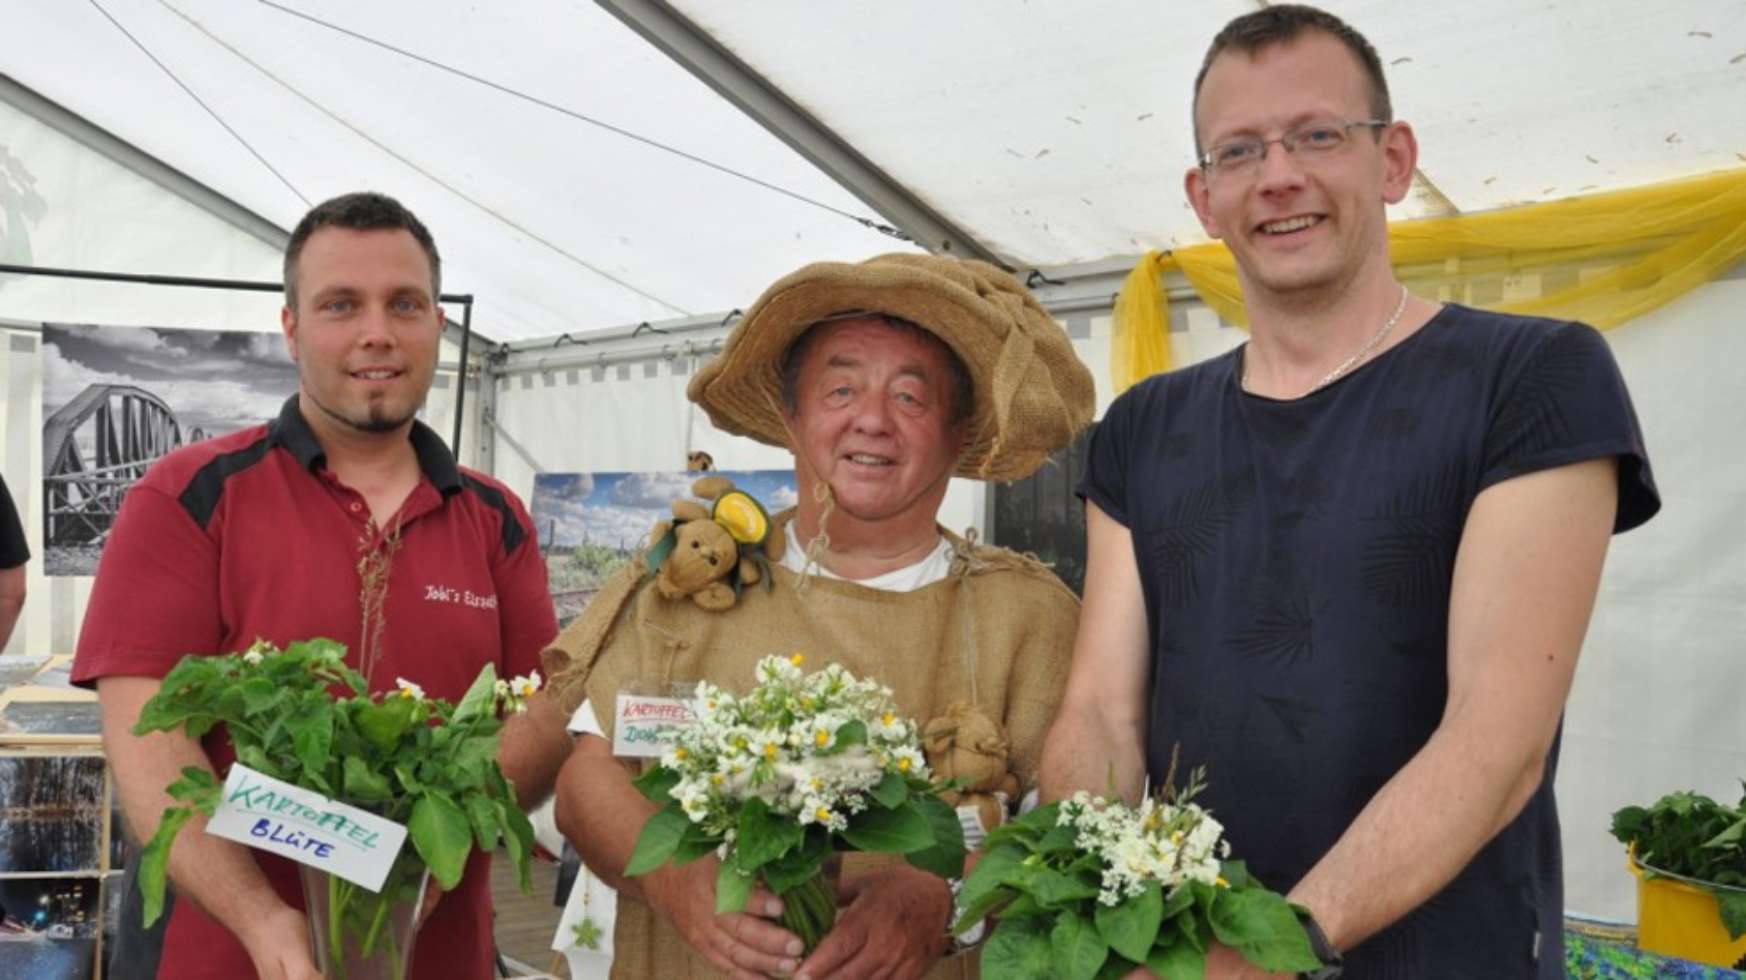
[206,764,408,892]
[612,693,695,758]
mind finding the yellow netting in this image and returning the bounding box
[1110,168,1746,393]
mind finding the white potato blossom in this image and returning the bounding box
[655,655,932,837]
[394,677,426,701]
[1059,791,1233,906]
[241,637,276,665]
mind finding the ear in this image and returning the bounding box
[1184,165,1223,239]
[280,306,299,363]
[1378,121,1419,206]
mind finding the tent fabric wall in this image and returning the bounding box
[1560,272,1746,921]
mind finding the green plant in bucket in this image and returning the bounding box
[133,638,541,978]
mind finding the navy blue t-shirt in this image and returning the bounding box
[1,473,28,569]
[1080,304,1658,978]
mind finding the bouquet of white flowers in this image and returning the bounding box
[954,768,1318,979]
[626,654,966,952]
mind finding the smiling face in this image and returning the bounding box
[280,227,444,437]
[781,316,967,531]
[1185,31,1416,304]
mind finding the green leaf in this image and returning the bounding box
[450,663,499,727]
[166,767,220,808]
[500,798,537,893]
[840,800,933,854]
[138,806,197,927]
[342,755,392,802]
[982,916,1054,980]
[289,698,334,785]
[234,743,276,778]
[761,831,830,894]
[395,761,424,794]
[1094,957,1138,980]
[716,860,754,914]
[1161,882,1195,920]
[624,807,691,877]
[239,676,282,714]
[465,793,502,852]
[960,843,1026,910]
[1037,819,1080,855]
[356,696,417,752]
[735,797,803,870]
[1704,816,1746,849]
[1002,891,1047,921]
[1206,888,1320,972]
[902,794,967,879]
[673,820,722,865]
[408,792,474,890]
[1032,868,1101,908]
[1175,907,1205,952]
[631,764,681,804]
[1717,891,1746,942]
[1050,910,1110,980]
[832,719,867,751]
[449,735,499,791]
[1095,878,1164,962]
[1146,939,1207,980]
[870,771,909,809]
[1218,860,1258,890]
[954,884,1016,936]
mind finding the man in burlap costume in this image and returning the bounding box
[544,253,1093,980]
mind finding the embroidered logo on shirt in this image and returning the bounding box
[422,584,498,610]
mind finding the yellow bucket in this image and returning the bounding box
[1629,853,1746,968]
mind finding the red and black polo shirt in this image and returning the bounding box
[74,395,556,980]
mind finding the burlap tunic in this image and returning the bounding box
[543,522,1079,980]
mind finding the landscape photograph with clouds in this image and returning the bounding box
[530,469,796,624]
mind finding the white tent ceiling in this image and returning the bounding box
[5,0,1745,345]
[663,0,1746,263]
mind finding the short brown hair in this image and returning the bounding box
[1191,4,1392,156]
[283,192,440,309]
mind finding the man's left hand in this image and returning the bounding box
[794,864,952,980]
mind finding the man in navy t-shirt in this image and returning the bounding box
[0,473,27,650]
[1039,6,1659,979]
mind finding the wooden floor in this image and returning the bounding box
[491,848,570,978]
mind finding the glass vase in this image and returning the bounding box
[299,854,430,980]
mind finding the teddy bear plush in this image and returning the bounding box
[922,701,1020,838]
[648,476,782,612]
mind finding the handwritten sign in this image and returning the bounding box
[612,693,696,758]
[206,764,407,891]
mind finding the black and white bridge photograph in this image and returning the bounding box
[40,324,295,576]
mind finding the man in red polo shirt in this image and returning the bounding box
[74,192,573,980]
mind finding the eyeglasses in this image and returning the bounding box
[1198,119,1388,178]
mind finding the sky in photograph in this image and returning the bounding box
[531,470,798,552]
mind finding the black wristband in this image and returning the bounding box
[1299,913,1343,979]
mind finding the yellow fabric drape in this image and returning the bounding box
[1110,168,1746,393]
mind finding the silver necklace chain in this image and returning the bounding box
[1242,284,1411,398]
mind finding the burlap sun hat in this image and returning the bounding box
[688,253,1095,483]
